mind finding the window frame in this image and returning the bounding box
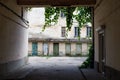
[61,27,66,37]
[87,27,92,37]
[74,27,80,37]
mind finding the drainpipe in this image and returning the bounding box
[91,7,95,68]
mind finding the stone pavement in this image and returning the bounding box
[2,57,103,80]
[81,69,104,80]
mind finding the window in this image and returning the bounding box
[61,27,66,37]
[74,27,80,37]
[60,12,65,18]
[87,27,92,37]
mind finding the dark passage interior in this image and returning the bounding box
[0,0,120,80]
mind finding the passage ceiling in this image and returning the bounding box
[17,0,96,6]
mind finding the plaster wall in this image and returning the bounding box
[94,0,120,70]
[0,0,28,75]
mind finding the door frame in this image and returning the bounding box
[97,25,106,74]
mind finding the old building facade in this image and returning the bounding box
[28,8,92,56]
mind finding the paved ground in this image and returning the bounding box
[81,69,104,80]
[5,57,87,80]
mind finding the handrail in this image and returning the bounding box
[0,2,29,28]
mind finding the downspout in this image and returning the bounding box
[91,7,95,68]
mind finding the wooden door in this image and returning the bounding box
[32,42,38,56]
[53,43,59,56]
[65,43,71,55]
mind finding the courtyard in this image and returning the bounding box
[5,57,87,80]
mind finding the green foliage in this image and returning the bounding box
[74,7,92,28]
[66,7,76,31]
[80,45,94,68]
[43,7,60,30]
[43,7,92,33]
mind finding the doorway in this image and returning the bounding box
[76,43,82,54]
[65,43,71,56]
[43,43,49,56]
[53,43,59,56]
[98,30,106,74]
[32,42,38,56]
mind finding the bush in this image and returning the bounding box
[80,45,94,68]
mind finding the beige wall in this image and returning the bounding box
[49,42,53,55]
[0,0,28,75]
[71,43,76,55]
[38,42,43,55]
[59,42,65,56]
[82,43,88,55]
[28,42,32,55]
[29,41,90,56]
[81,27,87,38]
[95,0,120,70]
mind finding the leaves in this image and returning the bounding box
[44,7,92,34]
[43,7,60,31]
[66,7,76,31]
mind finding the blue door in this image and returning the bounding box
[32,42,38,56]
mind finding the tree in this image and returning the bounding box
[43,7,92,37]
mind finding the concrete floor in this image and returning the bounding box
[4,57,87,80]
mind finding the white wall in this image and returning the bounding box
[0,0,28,75]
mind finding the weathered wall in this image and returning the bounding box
[28,8,91,39]
[71,43,76,55]
[0,0,28,76]
[28,42,32,55]
[94,0,120,79]
[82,43,88,55]
[49,42,53,55]
[58,42,66,56]
[29,41,89,56]
[38,42,43,55]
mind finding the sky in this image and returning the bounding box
[28,8,45,26]
[28,8,45,33]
